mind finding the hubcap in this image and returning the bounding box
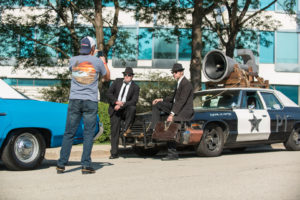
[205,129,219,151]
[293,130,300,145]
[14,133,39,163]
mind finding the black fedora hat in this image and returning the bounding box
[171,63,184,73]
[122,67,134,75]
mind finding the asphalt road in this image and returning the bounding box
[0,143,300,200]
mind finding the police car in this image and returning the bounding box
[124,87,300,157]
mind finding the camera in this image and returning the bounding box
[97,50,103,57]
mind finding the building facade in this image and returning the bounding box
[0,0,300,104]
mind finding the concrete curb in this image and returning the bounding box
[45,144,112,160]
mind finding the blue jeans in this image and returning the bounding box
[57,99,98,168]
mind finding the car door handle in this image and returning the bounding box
[262,115,267,117]
[0,113,6,116]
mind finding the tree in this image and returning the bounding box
[205,0,297,57]
[123,0,297,90]
[0,0,123,98]
[123,0,220,91]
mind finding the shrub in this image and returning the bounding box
[135,72,175,113]
[96,102,111,143]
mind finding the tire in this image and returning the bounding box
[132,146,160,157]
[284,128,300,151]
[1,130,46,170]
[196,125,224,157]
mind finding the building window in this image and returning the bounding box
[21,0,36,6]
[260,0,275,11]
[138,28,153,60]
[35,26,59,65]
[102,0,115,7]
[3,78,62,87]
[39,0,57,7]
[276,32,298,64]
[19,27,35,58]
[58,27,72,59]
[178,29,191,61]
[153,29,176,59]
[276,0,297,12]
[0,26,18,66]
[178,0,194,8]
[272,85,298,104]
[153,29,177,68]
[235,30,259,62]
[202,29,219,57]
[112,27,137,67]
[259,31,274,63]
[238,0,260,10]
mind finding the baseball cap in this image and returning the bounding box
[79,36,96,54]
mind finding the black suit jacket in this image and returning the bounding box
[164,76,194,121]
[107,78,140,117]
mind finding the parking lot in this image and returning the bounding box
[0,143,300,200]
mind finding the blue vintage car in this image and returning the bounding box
[0,79,103,170]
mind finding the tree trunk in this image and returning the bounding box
[190,0,204,92]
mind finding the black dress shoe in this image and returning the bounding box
[56,165,65,174]
[82,166,96,174]
[109,154,119,159]
[161,155,178,161]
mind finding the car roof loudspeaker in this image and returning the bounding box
[202,49,238,82]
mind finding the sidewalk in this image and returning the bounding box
[45,143,285,160]
[45,144,112,160]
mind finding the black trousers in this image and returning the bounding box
[110,105,136,155]
[151,101,178,157]
[150,101,172,130]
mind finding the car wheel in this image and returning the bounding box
[1,130,46,170]
[132,146,160,157]
[196,125,224,157]
[284,128,300,151]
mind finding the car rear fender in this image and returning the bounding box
[287,122,300,141]
[202,121,229,141]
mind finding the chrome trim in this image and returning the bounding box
[14,133,39,163]
[93,122,104,141]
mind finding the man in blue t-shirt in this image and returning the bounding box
[57,36,110,174]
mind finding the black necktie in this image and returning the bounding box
[120,83,128,100]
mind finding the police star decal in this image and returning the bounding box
[249,114,262,132]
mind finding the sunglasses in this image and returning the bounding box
[172,71,179,74]
[124,74,133,77]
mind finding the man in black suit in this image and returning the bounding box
[107,67,140,159]
[150,63,194,160]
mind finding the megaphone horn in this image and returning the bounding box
[202,49,238,82]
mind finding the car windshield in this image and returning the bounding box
[0,79,28,99]
[194,90,240,109]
